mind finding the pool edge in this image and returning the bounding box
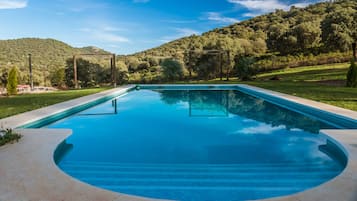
[0,84,356,201]
[0,85,136,129]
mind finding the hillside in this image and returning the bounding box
[134,0,356,66]
[0,0,356,86]
[0,38,110,85]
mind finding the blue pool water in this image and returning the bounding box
[48,89,345,201]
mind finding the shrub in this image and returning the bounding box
[161,58,185,81]
[346,60,357,87]
[0,128,22,146]
[235,57,257,81]
[6,67,18,95]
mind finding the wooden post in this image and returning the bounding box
[112,54,116,87]
[352,42,356,61]
[110,58,113,83]
[187,50,192,80]
[28,54,34,90]
[226,50,230,81]
[73,55,78,89]
[219,52,223,81]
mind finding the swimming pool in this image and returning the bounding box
[47,87,346,201]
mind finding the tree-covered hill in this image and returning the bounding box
[127,0,356,83]
[134,0,356,63]
[0,0,356,87]
[0,38,110,85]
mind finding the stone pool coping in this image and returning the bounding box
[0,85,135,129]
[0,84,356,201]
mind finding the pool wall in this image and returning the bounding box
[0,84,356,201]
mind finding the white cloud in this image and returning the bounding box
[207,12,239,23]
[93,32,129,43]
[79,27,130,43]
[242,12,259,17]
[133,0,150,3]
[159,28,199,43]
[228,0,289,13]
[0,0,27,9]
[232,124,285,134]
[228,0,314,15]
[291,3,310,8]
[161,19,197,24]
[174,28,199,36]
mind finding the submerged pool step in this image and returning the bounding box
[60,161,341,185]
[65,170,339,180]
[79,177,327,188]
[60,162,340,173]
[59,161,341,200]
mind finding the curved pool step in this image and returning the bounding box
[59,161,342,201]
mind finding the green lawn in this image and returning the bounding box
[0,88,110,119]
[179,63,357,111]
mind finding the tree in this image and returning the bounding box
[346,60,357,87]
[147,57,159,66]
[267,23,290,53]
[235,57,257,81]
[0,69,8,89]
[292,21,322,52]
[6,67,18,95]
[161,58,185,81]
[116,61,129,84]
[137,62,150,70]
[185,35,203,79]
[65,58,103,88]
[321,7,355,52]
[126,57,140,72]
[50,68,65,87]
[195,53,220,80]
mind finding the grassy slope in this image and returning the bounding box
[179,63,357,111]
[0,88,109,119]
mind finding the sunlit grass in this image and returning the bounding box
[0,88,110,119]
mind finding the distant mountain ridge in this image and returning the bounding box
[0,38,110,71]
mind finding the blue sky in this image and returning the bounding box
[0,0,324,55]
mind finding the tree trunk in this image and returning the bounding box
[352,42,356,61]
[226,51,230,81]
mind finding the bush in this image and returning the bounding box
[235,57,257,81]
[0,128,22,146]
[346,60,357,87]
[161,58,185,81]
[6,67,18,95]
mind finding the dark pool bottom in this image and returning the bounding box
[51,89,346,201]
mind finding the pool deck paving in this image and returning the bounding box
[0,84,356,201]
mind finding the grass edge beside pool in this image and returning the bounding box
[0,87,110,119]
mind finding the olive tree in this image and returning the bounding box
[161,58,185,81]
